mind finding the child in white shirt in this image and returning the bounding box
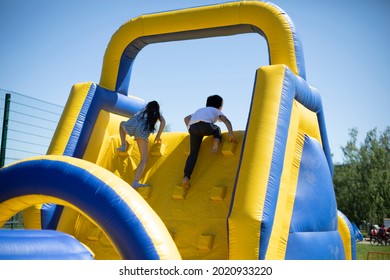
[182,95,237,189]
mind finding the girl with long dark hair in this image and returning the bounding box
[117,100,166,188]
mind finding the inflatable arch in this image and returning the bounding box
[0,1,356,260]
[0,156,180,260]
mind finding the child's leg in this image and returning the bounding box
[211,138,220,153]
[183,132,203,187]
[117,122,128,151]
[210,124,222,153]
[132,138,149,188]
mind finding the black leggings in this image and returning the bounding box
[184,122,222,179]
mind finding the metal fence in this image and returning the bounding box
[0,89,63,229]
[0,89,63,167]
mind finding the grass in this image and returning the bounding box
[356,242,390,260]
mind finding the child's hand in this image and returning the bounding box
[154,136,162,143]
[229,133,237,143]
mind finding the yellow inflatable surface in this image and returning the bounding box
[0,1,356,260]
[94,119,245,259]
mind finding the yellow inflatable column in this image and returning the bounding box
[338,212,354,260]
[228,65,288,259]
[48,82,95,156]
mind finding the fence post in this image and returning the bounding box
[0,93,11,168]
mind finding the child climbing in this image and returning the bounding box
[117,100,166,188]
[182,95,237,189]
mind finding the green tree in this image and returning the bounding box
[333,127,390,226]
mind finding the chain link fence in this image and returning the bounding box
[0,89,64,228]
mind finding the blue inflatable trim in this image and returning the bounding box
[0,230,94,260]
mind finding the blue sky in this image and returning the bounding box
[0,0,389,163]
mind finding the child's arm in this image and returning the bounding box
[154,115,166,143]
[219,115,237,143]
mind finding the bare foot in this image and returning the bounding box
[132,181,149,189]
[211,143,219,153]
[182,177,190,189]
[117,146,127,152]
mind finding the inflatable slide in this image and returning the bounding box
[0,1,356,260]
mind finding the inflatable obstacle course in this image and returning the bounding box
[0,1,356,260]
